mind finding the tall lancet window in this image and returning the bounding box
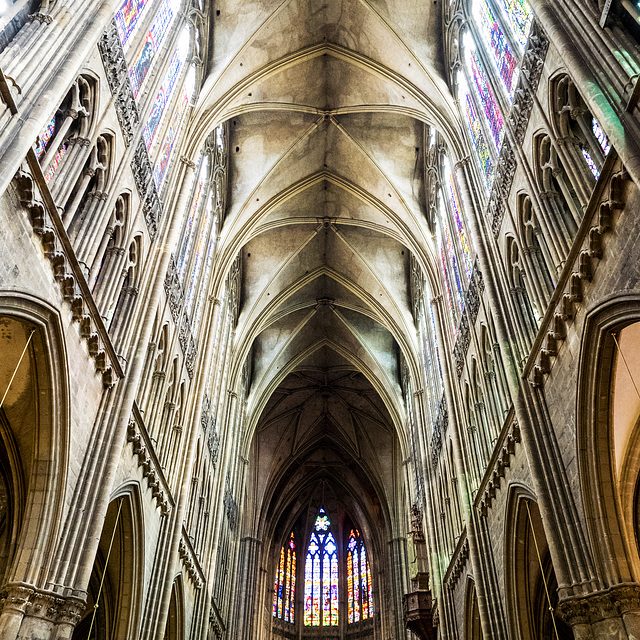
[346,529,373,623]
[273,532,296,623]
[304,508,338,626]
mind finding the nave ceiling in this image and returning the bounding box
[185,1,458,503]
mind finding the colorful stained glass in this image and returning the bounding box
[273,532,296,623]
[116,0,152,50]
[185,194,214,318]
[499,0,534,52]
[346,528,373,624]
[305,509,338,626]
[436,214,459,335]
[154,64,196,191]
[35,116,56,160]
[445,164,474,281]
[472,0,519,100]
[177,155,208,279]
[592,118,611,156]
[465,33,504,152]
[129,0,181,99]
[458,71,494,190]
[45,143,67,184]
[143,28,190,150]
[581,147,600,180]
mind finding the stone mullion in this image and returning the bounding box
[146,371,166,442]
[527,0,640,186]
[519,244,548,318]
[555,135,594,211]
[138,175,221,640]
[72,188,110,264]
[531,227,556,292]
[94,246,125,316]
[137,340,158,411]
[40,109,77,170]
[45,158,195,617]
[86,221,116,285]
[0,0,122,197]
[49,139,90,205]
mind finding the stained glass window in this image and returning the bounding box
[35,116,56,160]
[45,143,67,184]
[128,0,181,99]
[273,532,296,623]
[445,160,474,281]
[498,0,533,52]
[581,147,600,180]
[346,529,373,624]
[143,28,190,151]
[304,509,338,626]
[185,193,214,318]
[592,118,611,156]
[436,214,459,334]
[116,0,154,50]
[177,155,208,280]
[154,63,196,191]
[472,0,519,100]
[464,32,504,153]
[457,70,494,190]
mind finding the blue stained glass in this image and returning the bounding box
[458,70,494,190]
[592,119,611,156]
[445,162,474,281]
[499,0,534,52]
[143,45,185,150]
[116,0,152,50]
[465,33,504,152]
[305,510,338,626]
[472,0,519,100]
[581,147,600,180]
[35,116,56,160]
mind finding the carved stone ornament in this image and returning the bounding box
[488,20,549,238]
[557,584,640,627]
[98,20,140,147]
[0,585,85,626]
[430,395,448,466]
[131,138,162,239]
[453,260,484,377]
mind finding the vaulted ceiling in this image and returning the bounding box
[188,0,457,532]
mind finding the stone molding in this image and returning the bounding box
[201,393,220,464]
[97,19,140,147]
[179,528,204,589]
[127,408,173,515]
[476,419,521,516]
[13,166,120,387]
[163,255,197,378]
[487,20,549,238]
[444,535,469,591]
[430,396,448,466]
[0,585,85,626]
[529,162,628,387]
[453,261,485,378]
[131,137,162,240]
[557,584,640,626]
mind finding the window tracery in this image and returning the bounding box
[273,532,296,623]
[346,528,373,623]
[304,508,338,626]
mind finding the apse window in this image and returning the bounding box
[272,508,374,627]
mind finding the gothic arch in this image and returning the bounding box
[464,577,483,640]
[504,484,572,640]
[73,483,145,640]
[0,292,69,589]
[164,576,185,640]
[576,295,640,586]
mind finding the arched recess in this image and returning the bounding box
[164,576,185,640]
[464,578,483,640]
[505,486,574,640]
[577,295,640,586]
[72,484,144,640]
[0,294,68,589]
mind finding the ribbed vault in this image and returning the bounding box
[188,0,456,631]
